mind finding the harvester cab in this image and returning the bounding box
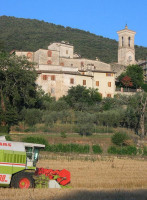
[24,143,45,168]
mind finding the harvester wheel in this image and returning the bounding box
[11,172,34,189]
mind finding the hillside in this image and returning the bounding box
[0,15,147,63]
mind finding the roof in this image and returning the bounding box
[91,70,116,73]
[23,142,45,148]
[37,70,80,75]
[117,25,136,34]
[138,61,147,66]
[37,70,93,77]
[0,136,45,151]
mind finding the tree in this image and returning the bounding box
[139,93,147,138]
[111,132,129,146]
[75,112,96,136]
[118,65,144,89]
[62,85,102,110]
[121,76,133,88]
[0,51,38,130]
[35,88,55,110]
[22,109,42,127]
[126,65,144,88]
[125,93,147,138]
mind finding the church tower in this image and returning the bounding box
[117,25,136,66]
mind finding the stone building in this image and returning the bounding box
[15,42,115,99]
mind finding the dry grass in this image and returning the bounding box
[0,157,147,200]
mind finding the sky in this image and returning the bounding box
[0,0,147,47]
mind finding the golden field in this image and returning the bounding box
[37,156,147,189]
[0,156,147,200]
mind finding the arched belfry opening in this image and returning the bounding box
[122,37,124,47]
[128,37,131,47]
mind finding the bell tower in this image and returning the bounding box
[117,25,136,66]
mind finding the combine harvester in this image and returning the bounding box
[0,136,70,188]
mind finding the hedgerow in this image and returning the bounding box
[92,144,103,154]
[107,146,138,155]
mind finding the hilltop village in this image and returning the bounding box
[15,25,146,99]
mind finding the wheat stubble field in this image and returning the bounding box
[0,156,147,200]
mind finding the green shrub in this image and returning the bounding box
[143,147,147,156]
[92,144,103,154]
[107,146,118,154]
[142,84,147,92]
[5,135,12,141]
[22,136,48,148]
[0,126,9,134]
[107,145,137,155]
[125,146,137,155]
[45,144,54,152]
[45,143,90,154]
[60,132,67,138]
[111,132,129,146]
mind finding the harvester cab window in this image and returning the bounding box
[25,146,40,167]
[33,148,39,165]
[25,147,33,160]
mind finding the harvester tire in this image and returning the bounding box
[11,172,34,189]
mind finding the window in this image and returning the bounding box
[27,52,32,58]
[82,72,85,75]
[47,60,52,65]
[71,64,73,67]
[43,75,47,80]
[66,50,68,54]
[128,56,132,61]
[96,81,99,86]
[60,62,64,66]
[106,73,113,77]
[81,62,84,67]
[47,50,52,57]
[100,93,103,97]
[122,36,124,46]
[51,75,55,81]
[70,78,74,84]
[107,94,111,98]
[51,88,55,94]
[83,80,86,85]
[128,37,131,47]
[108,82,111,87]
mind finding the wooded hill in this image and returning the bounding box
[0,15,147,63]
